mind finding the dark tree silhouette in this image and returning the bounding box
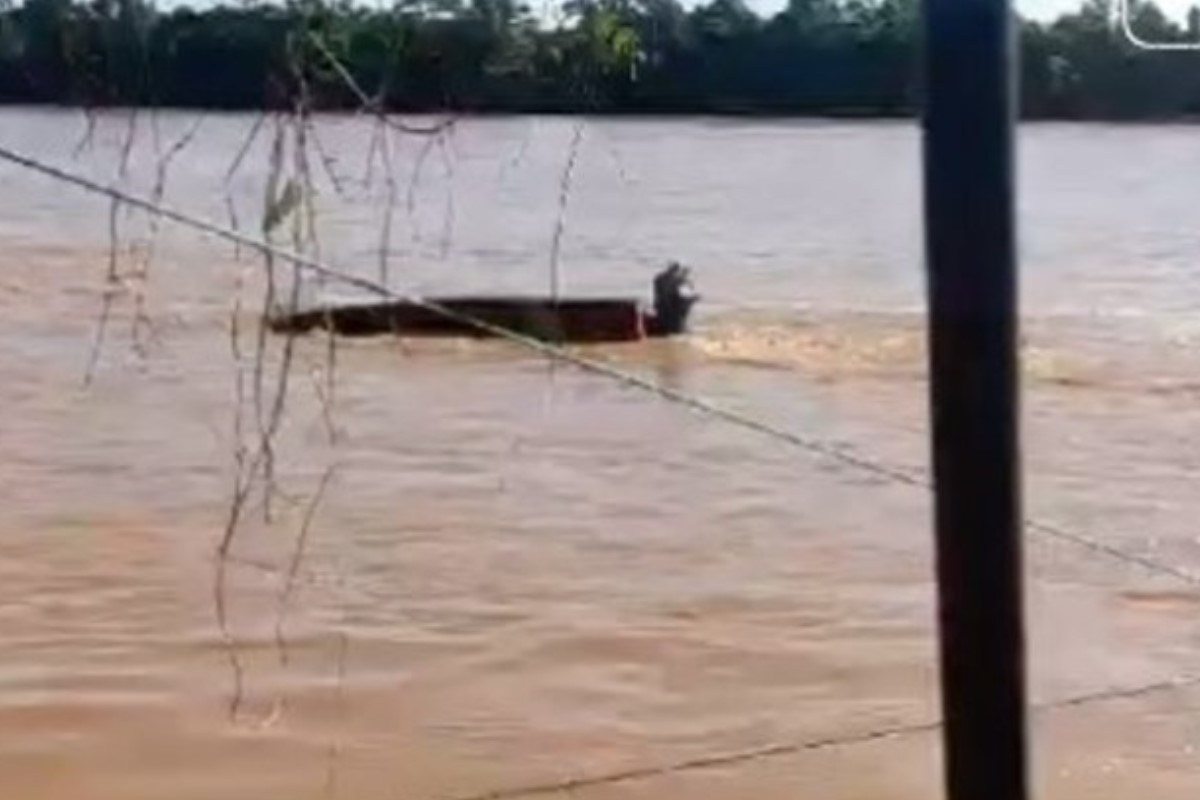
[2,0,1200,118]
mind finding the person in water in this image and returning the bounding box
[649,261,699,336]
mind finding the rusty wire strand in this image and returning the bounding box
[226,113,271,185]
[274,465,336,670]
[118,108,139,179]
[73,107,100,157]
[82,194,125,386]
[548,121,584,299]
[377,117,400,287]
[130,114,207,355]
[435,129,457,260]
[307,117,348,196]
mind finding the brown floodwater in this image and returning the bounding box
[3,109,1200,798]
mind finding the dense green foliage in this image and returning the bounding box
[2,0,1200,117]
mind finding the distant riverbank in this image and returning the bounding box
[4,0,1200,120]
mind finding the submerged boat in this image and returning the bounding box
[269,263,699,344]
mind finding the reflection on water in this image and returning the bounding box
[2,110,1200,799]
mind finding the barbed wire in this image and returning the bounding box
[3,141,1200,597]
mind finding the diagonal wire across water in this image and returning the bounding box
[2,141,1195,589]
[3,142,1200,798]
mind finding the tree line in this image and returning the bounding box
[2,0,1200,118]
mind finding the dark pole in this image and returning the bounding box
[922,0,1029,799]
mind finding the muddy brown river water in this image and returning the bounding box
[3,110,1200,798]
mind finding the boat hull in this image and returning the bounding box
[269,297,650,343]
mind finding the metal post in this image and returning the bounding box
[922,0,1029,799]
